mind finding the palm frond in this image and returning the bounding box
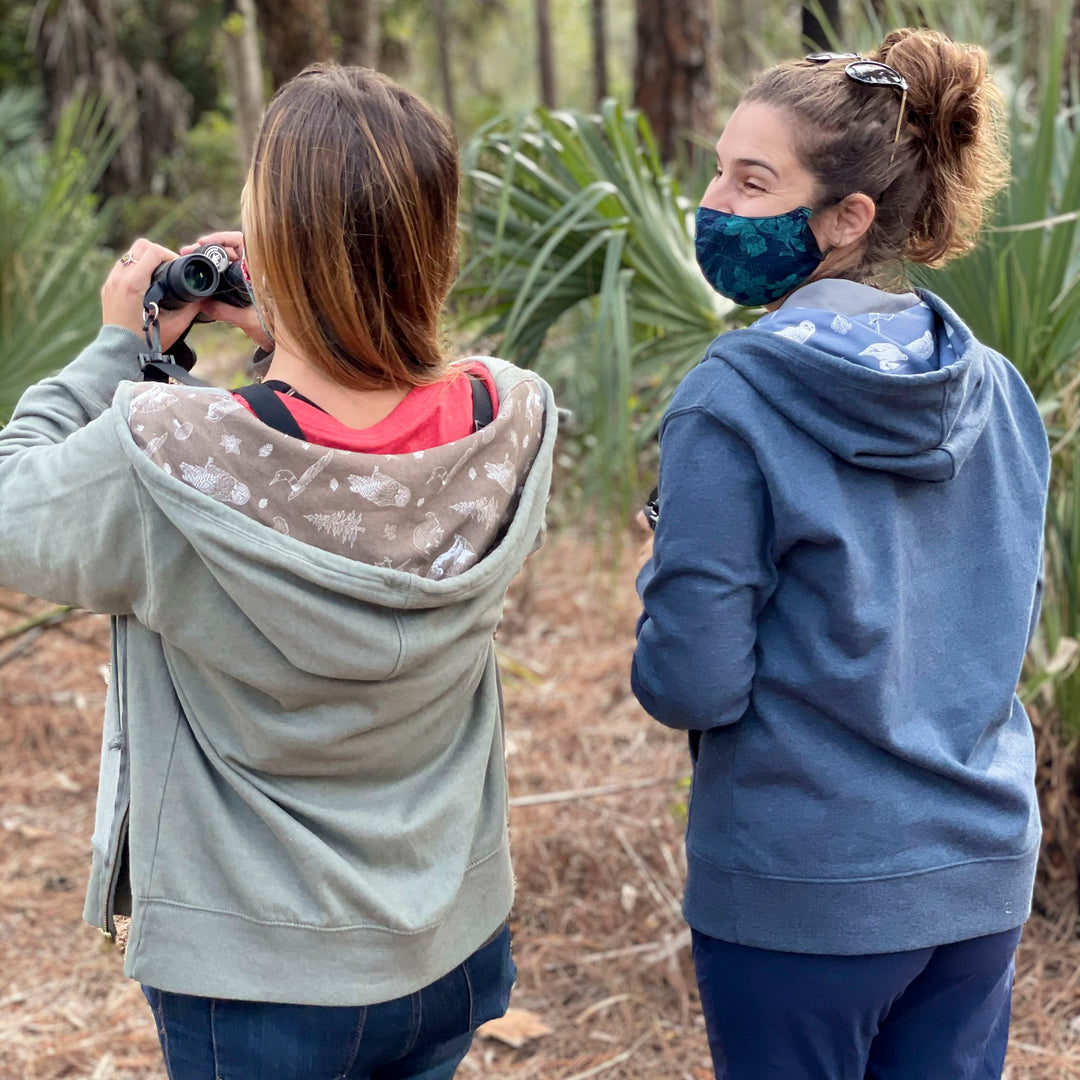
[456,100,733,521]
[0,93,126,424]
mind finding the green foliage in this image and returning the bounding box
[0,1,38,88]
[120,110,242,248]
[913,8,1080,402]
[0,89,121,424]
[910,3,1080,731]
[456,101,732,519]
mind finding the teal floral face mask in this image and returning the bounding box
[694,205,826,307]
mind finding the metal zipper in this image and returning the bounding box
[100,617,129,941]
[100,803,130,941]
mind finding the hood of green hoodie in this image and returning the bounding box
[111,358,556,692]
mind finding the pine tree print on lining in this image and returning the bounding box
[304,510,366,546]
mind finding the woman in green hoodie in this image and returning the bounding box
[0,66,557,1079]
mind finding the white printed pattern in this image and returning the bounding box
[147,375,544,578]
[271,451,334,501]
[348,465,411,507]
[180,458,250,505]
[483,455,516,494]
[413,512,444,553]
[859,342,909,372]
[450,496,500,528]
[906,330,935,361]
[774,320,816,344]
[130,387,178,415]
[429,535,476,579]
[305,510,365,546]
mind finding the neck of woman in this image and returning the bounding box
[264,341,410,430]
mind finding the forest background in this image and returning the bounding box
[2,0,1080,1076]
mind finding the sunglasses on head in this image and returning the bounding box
[804,52,909,155]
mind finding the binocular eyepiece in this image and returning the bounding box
[147,244,250,311]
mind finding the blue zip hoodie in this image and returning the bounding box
[632,281,1050,955]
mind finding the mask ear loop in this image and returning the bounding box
[889,86,908,165]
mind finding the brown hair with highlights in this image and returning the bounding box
[243,64,460,389]
[744,28,1009,276]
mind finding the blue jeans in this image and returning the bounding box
[692,926,1021,1080]
[142,924,515,1080]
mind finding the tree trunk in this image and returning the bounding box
[251,0,333,88]
[222,0,265,173]
[536,0,556,108]
[33,0,191,201]
[336,0,380,69]
[431,0,456,128]
[720,0,763,88]
[591,0,608,106]
[1068,0,1080,106]
[801,0,841,53]
[633,0,716,162]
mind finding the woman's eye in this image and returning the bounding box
[743,180,766,193]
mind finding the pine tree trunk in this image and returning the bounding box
[801,0,841,52]
[536,0,556,108]
[432,0,456,128]
[591,0,609,106]
[33,0,191,201]
[251,0,333,88]
[633,0,716,162]
[1068,0,1080,106]
[336,0,380,68]
[222,0,265,173]
[721,0,763,88]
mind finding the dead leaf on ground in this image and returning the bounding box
[476,1008,552,1048]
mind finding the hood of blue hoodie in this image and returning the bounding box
[715,285,991,481]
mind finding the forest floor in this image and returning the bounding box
[3,533,1080,1079]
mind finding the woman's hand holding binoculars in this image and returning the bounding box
[101,237,200,350]
[181,231,273,352]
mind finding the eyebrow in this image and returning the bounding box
[716,155,780,179]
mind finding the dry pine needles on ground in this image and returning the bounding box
[2,533,1080,1078]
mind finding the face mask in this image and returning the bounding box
[694,205,826,308]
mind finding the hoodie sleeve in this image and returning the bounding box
[0,326,152,616]
[632,405,775,730]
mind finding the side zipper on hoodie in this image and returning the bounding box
[100,616,131,941]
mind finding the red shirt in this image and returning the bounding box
[233,362,498,453]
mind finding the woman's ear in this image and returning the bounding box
[812,193,876,253]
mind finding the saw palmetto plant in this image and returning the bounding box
[455,100,734,520]
[0,90,121,424]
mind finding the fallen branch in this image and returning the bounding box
[510,775,685,808]
[560,1031,652,1080]
[1007,1040,1080,1060]
[575,928,692,967]
[0,604,74,643]
[0,626,45,669]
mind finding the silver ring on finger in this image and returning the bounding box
[119,252,137,266]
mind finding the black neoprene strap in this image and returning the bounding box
[156,370,494,442]
[232,382,307,439]
[469,374,494,430]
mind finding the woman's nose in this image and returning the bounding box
[699,176,732,214]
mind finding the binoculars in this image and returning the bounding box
[146,244,250,311]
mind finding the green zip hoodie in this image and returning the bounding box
[0,326,556,1005]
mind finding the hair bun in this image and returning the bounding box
[873,28,987,152]
[871,27,1007,265]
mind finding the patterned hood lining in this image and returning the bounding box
[128,374,546,579]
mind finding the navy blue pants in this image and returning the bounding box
[141,924,515,1080]
[692,926,1022,1080]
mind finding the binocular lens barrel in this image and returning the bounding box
[150,254,220,309]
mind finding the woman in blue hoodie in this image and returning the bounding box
[632,28,1049,1080]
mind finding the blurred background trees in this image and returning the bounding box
[1,0,1080,922]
